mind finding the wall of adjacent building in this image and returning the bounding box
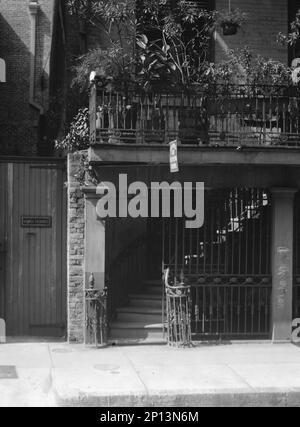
[214,0,288,64]
[0,0,61,156]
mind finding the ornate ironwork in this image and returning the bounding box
[189,276,272,338]
[165,268,192,347]
[293,191,300,318]
[161,188,272,339]
[85,280,108,348]
[293,277,300,318]
[91,84,300,147]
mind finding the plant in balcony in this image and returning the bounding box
[66,0,217,146]
[66,1,138,144]
[212,47,292,90]
[136,1,216,144]
[215,8,247,36]
[209,48,293,145]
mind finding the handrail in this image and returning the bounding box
[91,82,300,147]
[93,79,300,95]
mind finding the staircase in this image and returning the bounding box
[109,280,165,345]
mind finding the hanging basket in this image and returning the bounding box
[222,22,238,36]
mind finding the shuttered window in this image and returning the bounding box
[288,0,300,64]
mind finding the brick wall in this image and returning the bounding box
[0,0,56,155]
[67,152,85,343]
[215,0,288,64]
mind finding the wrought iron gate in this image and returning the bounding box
[162,188,272,339]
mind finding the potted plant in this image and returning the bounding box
[216,8,247,36]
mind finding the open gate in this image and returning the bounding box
[162,188,272,339]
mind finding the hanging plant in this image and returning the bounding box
[215,7,248,36]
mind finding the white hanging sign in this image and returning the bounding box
[170,140,179,173]
[0,58,6,82]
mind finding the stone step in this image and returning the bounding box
[129,293,162,301]
[117,311,162,323]
[130,298,163,308]
[117,306,162,315]
[146,286,162,295]
[143,279,162,287]
[110,321,164,340]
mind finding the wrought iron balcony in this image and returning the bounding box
[89,83,300,147]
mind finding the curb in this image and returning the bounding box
[52,388,300,407]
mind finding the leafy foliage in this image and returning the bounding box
[61,1,293,153]
[74,152,98,186]
[69,0,218,91]
[67,0,136,91]
[55,108,90,152]
[66,0,135,31]
[212,47,292,87]
[136,0,216,90]
[278,10,300,46]
[72,46,135,92]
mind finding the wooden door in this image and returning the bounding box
[0,162,8,321]
[4,160,67,338]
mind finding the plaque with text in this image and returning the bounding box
[21,216,52,228]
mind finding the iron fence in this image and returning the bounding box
[293,191,300,319]
[90,84,300,147]
[293,279,300,319]
[165,269,192,347]
[85,285,108,347]
[162,188,272,338]
[189,276,271,338]
[163,189,271,277]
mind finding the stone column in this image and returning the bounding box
[85,195,106,291]
[271,188,297,343]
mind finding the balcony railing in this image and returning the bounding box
[89,83,300,147]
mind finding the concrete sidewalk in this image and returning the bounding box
[0,343,54,406]
[1,342,300,407]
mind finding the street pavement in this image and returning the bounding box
[0,341,300,407]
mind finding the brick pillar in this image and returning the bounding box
[67,153,85,343]
[271,188,297,343]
